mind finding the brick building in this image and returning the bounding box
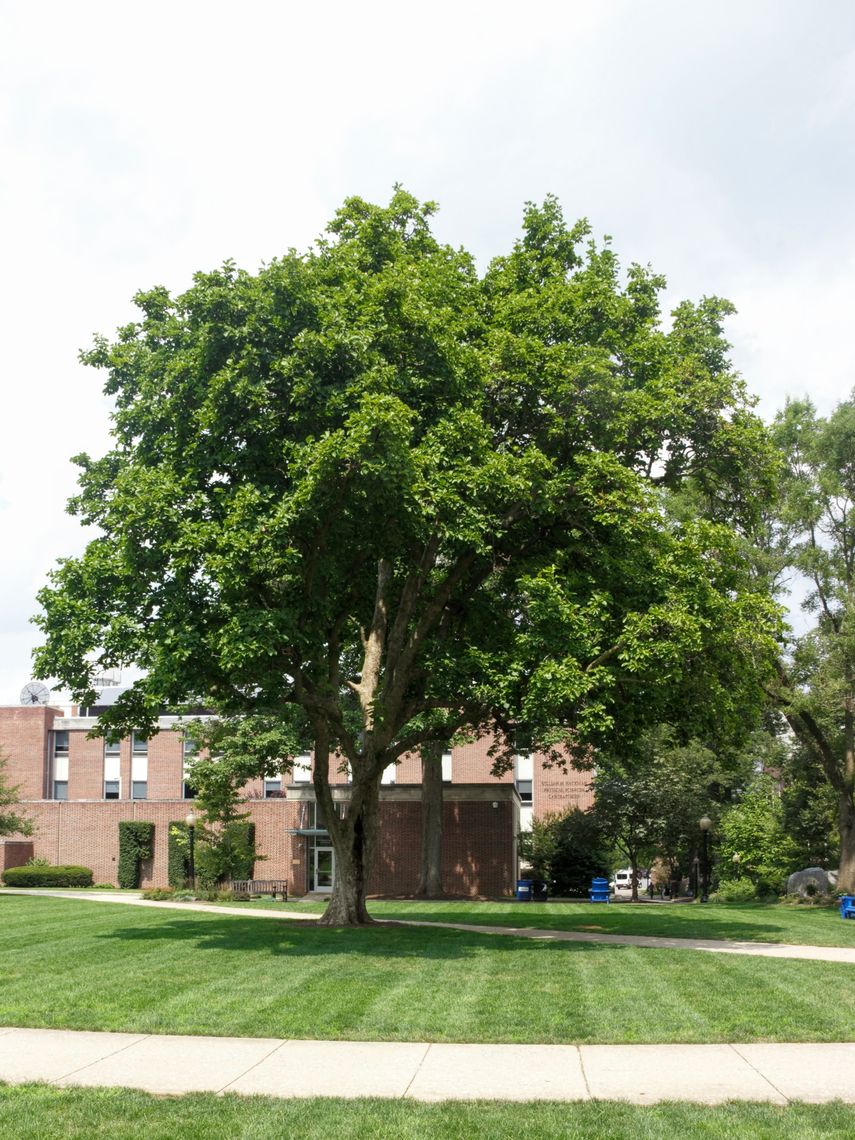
[0,699,592,896]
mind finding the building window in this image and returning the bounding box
[442,751,452,783]
[515,753,534,805]
[182,736,197,799]
[53,752,69,800]
[104,751,121,799]
[291,754,312,783]
[132,733,148,754]
[131,753,147,801]
[104,738,121,756]
[308,799,346,829]
[54,731,69,754]
[516,780,533,805]
[265,777,284,798]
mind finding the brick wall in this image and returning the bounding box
[21,799,300,887]
[17,788,517,896]
[0,706,59,798]
[0,839,34,872]
[370,791,517,897]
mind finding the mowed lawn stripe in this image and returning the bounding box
[1,896,854,1044]
[3,1086,855,1140]
[214,897,855,948]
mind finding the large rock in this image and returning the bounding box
[786,867,834,897]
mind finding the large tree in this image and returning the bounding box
[768,394,855,892]
[35,191,777,924]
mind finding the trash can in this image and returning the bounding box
[589,876,610,903]
[532,880,549,902]
[516,879,533,902]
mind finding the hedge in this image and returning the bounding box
[3,865,93,887]
[117,821,155,889]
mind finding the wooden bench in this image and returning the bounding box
[230,879,288,901]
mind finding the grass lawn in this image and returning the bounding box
[205,896,855,948]
[2,895,854,1044]
[2,1086,855,1140]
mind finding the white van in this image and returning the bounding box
[609,868,650,895]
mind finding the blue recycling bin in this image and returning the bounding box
[589,876,610,903]
[516,879,533,902]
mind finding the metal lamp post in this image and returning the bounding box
[185,811,197,890]
[699,815,712,903]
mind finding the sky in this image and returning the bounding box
[1,0,854,704]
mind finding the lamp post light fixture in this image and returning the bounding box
[185,810,197,890]
[699,815,712,903]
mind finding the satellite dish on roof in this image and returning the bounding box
[20,681,51,706]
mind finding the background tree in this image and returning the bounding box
[593,727,736,899]
[768,394,855,892]
[519,808,611,896]
[780,739,839,870]
[34,191,778,924]
[717,774,801,896]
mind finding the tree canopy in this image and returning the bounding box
[768,393,855,891]
[34,190,779,922]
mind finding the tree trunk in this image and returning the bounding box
[839,788,855,895]
[416,740,444,898]
[318,783,380,926]
[630,862,639,903]
[310,721,379,926]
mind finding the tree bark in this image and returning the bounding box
[318,777,380,926]
[416,740,445,897]
[308,719,379,926]
[838,788,855,895]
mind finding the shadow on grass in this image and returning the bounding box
[96,913,627,960]
[362,902,851,945]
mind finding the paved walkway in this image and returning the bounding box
[0,1025,853,1104]
[6,889,855,964]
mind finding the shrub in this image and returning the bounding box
[91,883,116,889]
[24,857,51,869]
[3,865,93,887]
[142,887,176,900]
[710,878,758,903]
[168,822,192,888]
[196,821,256,887]
[117,821,155,889]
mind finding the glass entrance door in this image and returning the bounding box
[313,846,335,892]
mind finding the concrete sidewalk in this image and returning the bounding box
[0,1026,853,1104]
[5,889,855,964]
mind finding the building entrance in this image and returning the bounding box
[313,846,335,892]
